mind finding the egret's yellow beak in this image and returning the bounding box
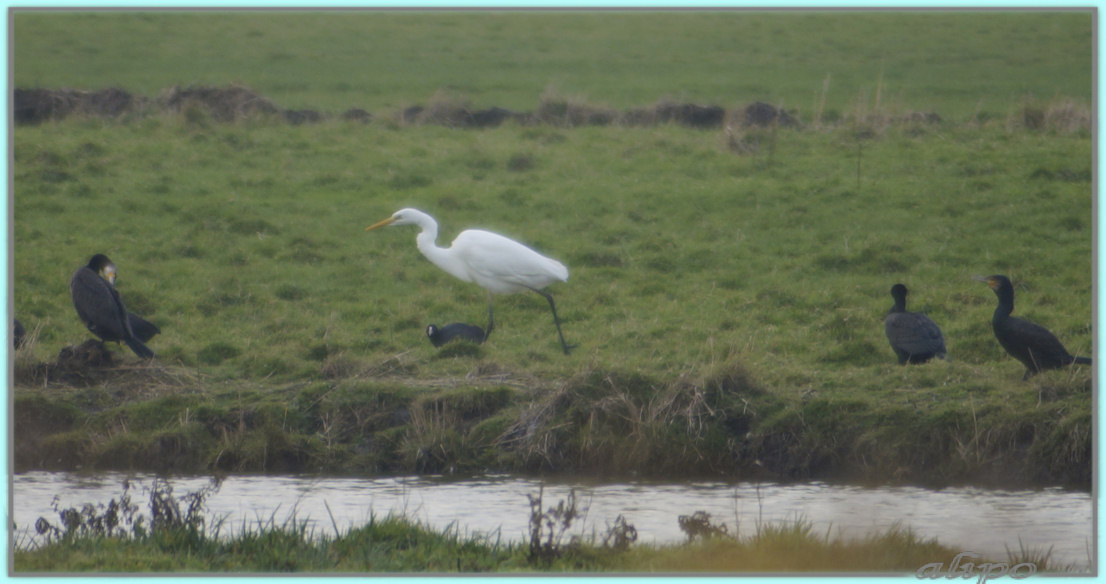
[365,216,396,231]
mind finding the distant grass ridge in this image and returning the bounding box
[12,11,1092,118]
[13,85,1092,137]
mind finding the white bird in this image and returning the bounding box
[366,208,574,354]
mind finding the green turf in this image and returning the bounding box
[13,10,1092,117]
[10,10,1093,486]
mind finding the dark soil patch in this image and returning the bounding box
[20,339,119,387]
[655,102,727,128]
[14,87,143,125]
[341,107,372,123]
[16,340,199,399]
[468,106,519,128]
[743,101,801,128]
[283,109,323,125]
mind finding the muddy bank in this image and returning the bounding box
[12,349,1091,490]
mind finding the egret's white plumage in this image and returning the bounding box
[367,208,573,354]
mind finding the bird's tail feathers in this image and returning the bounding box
[1073,356,1092,365]
[125,338,155,360]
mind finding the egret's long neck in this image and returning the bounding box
[414,220,472,282]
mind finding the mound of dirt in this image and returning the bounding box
[341,107,372,123]
[402,103,523,128]
[51,340,115,385]
[468,106,520,128]
[57,339,114,368]
[14,340,117,388]
[14,87,142,125]
[743,101,801,128]
[162,84,280,122]
[654,102,727,128]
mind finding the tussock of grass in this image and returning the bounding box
[498,360,770,475]
[1013,96,1092,135]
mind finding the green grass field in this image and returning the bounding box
[13,10,1092,117]
[10,11,1093,488]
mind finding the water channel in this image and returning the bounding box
[10,471,1094,571]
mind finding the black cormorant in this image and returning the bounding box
[69,254,155,359]
[426,323,486,347]
[976,274,1090,379]
[884,283,947,364]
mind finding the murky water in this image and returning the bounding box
[10,472,1094,570]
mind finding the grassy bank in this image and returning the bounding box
[13,115,1092,487]
[7,515,981,573]
[12,11,1092,487]
[17,477,1056,573]
[13,352,1091,487]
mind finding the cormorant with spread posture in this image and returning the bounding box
[70,254,155,359]
[884,283,947,364]
[976,274,1090,379]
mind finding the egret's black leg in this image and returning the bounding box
[484,292,495,342]
[531,288,574,355]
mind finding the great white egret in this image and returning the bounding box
[975,274,1090,379]
[884,283,947,364]
[367,208,574,354]
[69,254,155,359]
[426,322,486,347]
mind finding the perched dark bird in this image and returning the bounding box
[426,323,486,348]
[976,274,1091,379]
[69,254,155,359]
[13,318,25,350]
[884,283,947,364]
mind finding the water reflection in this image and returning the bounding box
[11,472,1093,570]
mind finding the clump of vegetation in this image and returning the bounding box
[498,361,770,476]
[526,486,583,565]
[678,511,731,542]
[27,476,223,549]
